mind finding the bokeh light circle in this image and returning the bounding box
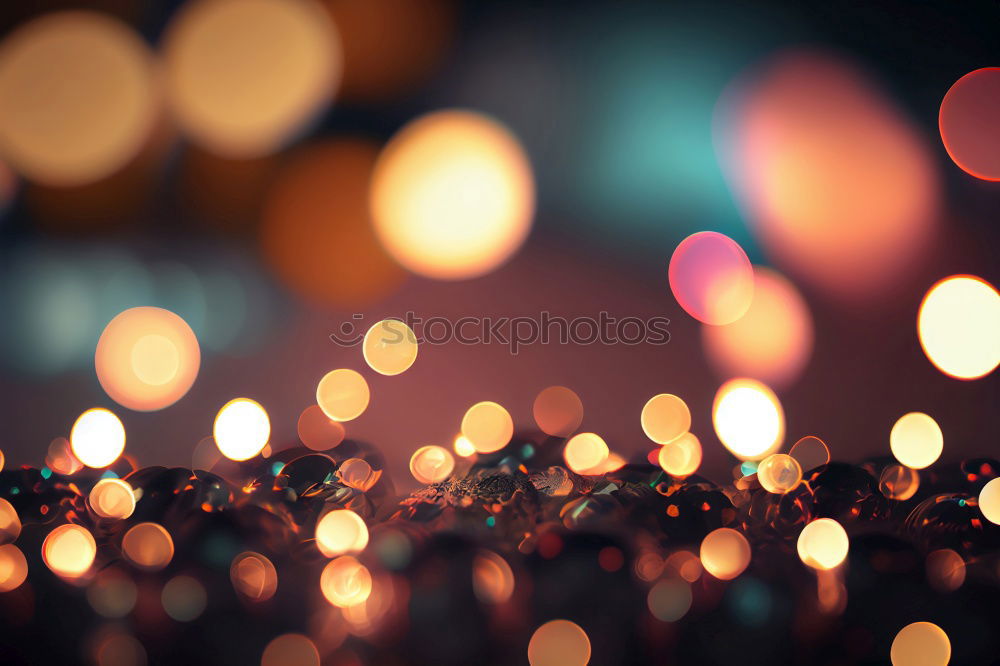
[939,68,1000,181]
[296,405,346,451]
[316,369,370,422]
[640,393,691,444]
[756,453,802,494]
[527,619,591,666]
[363,319,418,376]
[712,378,784,461]
[461,401,513,454]
[315,509,369,557]
[647,578,693,622]
[0,498,22,545]
[668,231,754,325]
[214,398,270,461]
[230,551,278,602]
[979,477,1000,525]
[532,386,584,438]
[162,575,207,622]
[320,555,372,607]
[917,275,1000,380]
[71,408,126,469]
[473,549,515,605]
[409,445,455,484]
[926,549,965,593]
[89,478,136,520]
[657,432,702,478]
[788,435,830,473]
[879,464,920,501]
[700,527,752,580]
[261,634,320,666]
[890,412,943,470]
[563,433,610,475]
[43,523,97,578]
[122,522,174,571]
[890,622,951,666]
[797,518,849,570]
[0,544,28,592]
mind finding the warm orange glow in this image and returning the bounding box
[43,523,97,578]
[878,464,920,501]
[315,509,369,557]
[979,477,1000,525]
[95,306,201,411]
[163,0,341,158]
[712,378,784,460]
[122,522,174,571]
[533,386,584,438]
[320,555,373,607]
[363,319,418,375]
[657,432,702,478]
[337,458,381,492]
[0,11,157,186]
[371,109,535,280]
[700,527,752,580]
[261,634,320,666]
[473,549,515,605]
[756,453,802,494]
[891,622,951,666]
[890,412,943,470]
[797,518,849,570]
[647,578,692,622]
[214,398,271,461]
[918,275,1000,380]
[297,405,346,451]
[640,394,691,445]
[89,478,136,519]
[46,437,83,475]
[316,369,370,422]
[96,633,146,666]
[668,231,754,325]
[71,408,126,469]
[453,435,476,457]
[939,68,1000,181]
[409,445,455,484]
[0,498,21,545]
[702,267,813,388]
[789,435,830,473]
[527,619,591,666]
[563,433,610,475]
[461,401,513,454]
[665,550,703,583]
[230,551,278,602]
[0,544,27,592]
[926,549,965,593]
[162,575,207,622]
[87,568,137,617]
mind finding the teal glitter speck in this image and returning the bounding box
[959,499,967,507]
[741,461,758,476]
[40,467,52,479]
[521,444,535,459]
[101,470,119,479]
[10,487,19,495]
[271,462,285,476]
[485,516,496,528]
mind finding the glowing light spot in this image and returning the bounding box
[89,478,136,519]
[96,633,147,666]
[43,523,96,578]
[296,405,346,451]
[0,498,21,545]
[918,275,1000,380]
[71,408,126,469]
[461,401,513,454]
[879,464,920,501]
[163,0,341,158]
[890,412,943,470]
[640,394,691,445]
[363,319,418,375]
[789,435,830,473]
[473,550,515,604]
[657,432,702,478]
[337,458,381,492]
[230,551,278,602]
[756,453,802,494]
[648,578,693,622]
[797,518,849,570]
[527,619,591,666]
[214,398,270,461]
[409,445,455,484]
[0,11,157,186]
[890,622,951,666]
[95,307,201,411]
[315,510,369,557]
[533,386,584,438]
[665,550,703,583]
[122,522,174,571]
[371,109,535,280]
[700,527,752,580]
[320,555,372,608]
[453,435,476,457]
[563,433,610,475]
[46,436,83,475]
[162,575,207,621]
[712,378,784,460]
[668,231,754,326]
[316,369,370,422]
[87,569,137,617]
[978,477,1000,525]
[926,549,965,593]
[939,68,1000,181]
[261,634,320,666]
[0,544,28,592]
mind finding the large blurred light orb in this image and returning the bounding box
[891,622,951,666]
[214,398,270,461]
[261,634,320,666]
[657,432,702,478]
[532,386,584,438]
[527,619,591,666]
[668,231,754,325]
[163,0,341,157]
[162,575,207,622]
[647,578,693,622]
[297,405,346,451]
[978,477,1000,526]
[409,445,455,484]
[917,275,1000,380]
[756,453,802,494]
[712,378,784,460]
[640,393,691,445]
[939,68,1000,181]
[461,401,513,454]
[0,544,28,592]
[95,307,201,411]
[879,464,920,501]
[43,523,96,578]
[371,110,535,280]
[0,498,21,545]
[563,433,610,475]
[700,527,752,580]
[230,551,278,602]
[473,549,515,605]
[316,369,370,422]
[363,319,418,375]
[890,412,943,470]
[0,11,157,186]
[315,509,369,557]
[71,408,126,469]
[797,518,849,570]
[89,478,136,520]
[789,435,830,473]
[320,555,372,607]
[122,522,174,571]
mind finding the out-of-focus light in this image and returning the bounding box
[890,622,951,666]
[231,551,279,602]
[890,412,943,470]
[717,50,939,301]
[122,522,174,571]
[647,578,692,622]
[657,432,702,478]
[797,518,849,570]
[702,267,813,388]
[315,510,369,557]
[87,568,137,617]
[563,433,610,475]
[409,445,455,484]
[0,11,157,186]
[46,437,83,475]
[926,549,965,593]
[665,550,703,583]
[320,555,372,607]
[756,453,802,494]
[453,435,476,457]
[527,619,591,666]
[214,398,270,461]
[640,393,691,445]
[96,633,147,666]
[789,435,830,473]
[297,405,346,451]
[71,408,126,469]
[316,369,370,422]
[979,477,1000,525]
[89,478,136,519]
[43,523,97,578]
[712,378,784,460]
[533,386,584,438]
[162,575,207,622]
[939,68,1000,181]
[371,109,534,280]
[95,306,201,411]
[363,319,418,375]
[0,544,28,592]
[261,634,320,666]
[163,0,341,158]
[917,275,1000,380]
[879,464,920,501]
[337,458,381,492]
[473,549,515,605]
[668,231,754,325]
[461,401,513,454]
[700,527,752,580]
[0,498,21,545]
